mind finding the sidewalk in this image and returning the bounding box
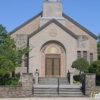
[0,98,99,100]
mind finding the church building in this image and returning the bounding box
[9,0,97,77]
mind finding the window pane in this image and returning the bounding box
[83,51,87,59]
[77,51,81,59]
[90,53,93,63]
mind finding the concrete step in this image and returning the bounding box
[33,84,82,88]
[33,85,84,97]
[33,91,82,94]
[33,93,84,97]
[33,88,82,92]
[38,77,69,85]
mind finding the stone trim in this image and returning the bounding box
[41,43,66,77]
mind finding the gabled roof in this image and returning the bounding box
[28,19,78,39]
[62,13,98,40]
[9,11,98,40]
[9,12,42,35]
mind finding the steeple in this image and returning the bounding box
[43,0,62,17]
[40,0,65,27]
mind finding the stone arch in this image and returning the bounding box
[41,41,66,77]
[40,40,66,53]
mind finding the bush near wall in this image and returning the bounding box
[89,60,100,86]
[96,75,100,86]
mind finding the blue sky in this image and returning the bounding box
[0,0,100,36]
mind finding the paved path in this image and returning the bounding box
[0,98,99,100]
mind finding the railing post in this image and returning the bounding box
[70,72,73,85]
[35,69,39,84]
[57,78,59,95]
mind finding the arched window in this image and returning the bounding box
[47,46,59,54]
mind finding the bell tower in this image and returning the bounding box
[40,0,65,27]
[43,0,62,17]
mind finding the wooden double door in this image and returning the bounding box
[45,54,60,77]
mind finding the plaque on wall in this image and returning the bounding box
[49,29,57,37]
[16,34,28,48]
[77,35,89,50]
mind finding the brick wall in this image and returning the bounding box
[95,86,100,93]
[82,73,100,96]
[0,73,33,98]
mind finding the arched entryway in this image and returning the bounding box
[41,41,66,77]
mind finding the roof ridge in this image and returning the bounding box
[28,18,78,39]
[62,13,98,40]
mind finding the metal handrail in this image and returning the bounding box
[57,78,59,95]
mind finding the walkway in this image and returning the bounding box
[0,98,99,100]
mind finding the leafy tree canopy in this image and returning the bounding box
[97,33,100,60]
[0,25,7,44]
[0,24,33,77]
[89,60,100,75]
[71,58,89,75]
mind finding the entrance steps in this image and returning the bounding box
[32,77,84,97]
[33,85,84,97]
[38,77,69,85]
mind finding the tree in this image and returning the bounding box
[89,60,100,75]
[97,33,100,60]
[89,60,100,85]
[0,55,14,76]
[0,25,7,44]
[0,24,33,77]
[71,58,89,76]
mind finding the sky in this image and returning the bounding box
[0,0,100,36]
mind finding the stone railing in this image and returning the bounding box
[0,73,33,98]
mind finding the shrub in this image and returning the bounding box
[71,58,89,76]
[89,60,100,75]
[96,75,100,86]
[73,75,80,81]
[89,60,100,85]
[0,76,20,85]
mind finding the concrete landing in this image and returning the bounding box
[34,84,82,88]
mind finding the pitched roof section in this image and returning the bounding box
[28,19,78,39]
[9,12,42,35]
[62,13,98,40]
[9,11,97,40]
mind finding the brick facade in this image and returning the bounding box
[10,0,97,77]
